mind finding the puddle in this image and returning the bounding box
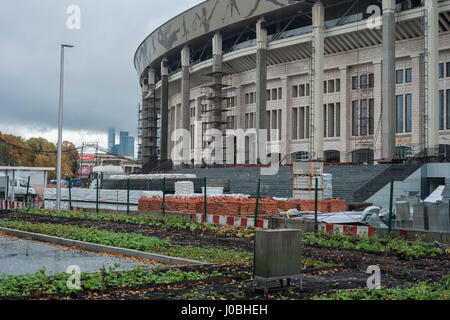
[0,236,155,275]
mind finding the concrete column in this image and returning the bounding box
[160,57,169,161]
[381,0,396,160]
[373,61,383,160]
[256,18,268,162]
[411,55,425,151]
[280,76,288,161]
[339,66,352,162]
[212,32,223,131]
[212,32,224,163]
[425,0,439,155]
[194,98,203,166]
[312,1,325,160]
[181,46,191,133]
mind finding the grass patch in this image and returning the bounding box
[314,275,450,300]
[0,219,252,265]
[303,231,445,260]
[0,265,222,298]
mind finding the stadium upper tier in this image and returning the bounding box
[134,0,436,82]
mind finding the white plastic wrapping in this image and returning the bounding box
[44,188,162,205]
[175,181,195,195]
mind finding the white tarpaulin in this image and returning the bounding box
[109,174,197,180]
[293,211,363,224]
[424,185,445,203]
[44,200,139,211]
[92,166,124,174]
[44,188,162,205]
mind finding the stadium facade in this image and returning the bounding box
[135,0,450,171]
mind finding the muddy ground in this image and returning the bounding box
[0,210,448,300]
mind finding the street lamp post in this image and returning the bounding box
[56,44,74,213]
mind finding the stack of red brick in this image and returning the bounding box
[138,196,346,216]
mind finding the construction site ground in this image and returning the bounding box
[0,210,449,300]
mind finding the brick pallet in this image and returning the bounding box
[138,196,346,216]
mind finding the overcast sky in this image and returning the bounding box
[0,0,200,150]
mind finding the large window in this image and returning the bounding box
[369,73,375,88]
[405,68,412,83]
[328,103,335,137]
[352,76,358,90]
[352,101,359,136]
[439,63,444,78]
[439,90,444,130]
[336,103,341,137]
[292,108,298,139]
[360,74,368,89]
[405,94,412,132]
[360,99,368,135]
[292,86,298,98]
[447,62,450,77]
[396,95,404,133]
[292,107,308,140]
[336,79,341,92]
[447,89,450,130]
[396,70,404,84]
[369,99,374,135]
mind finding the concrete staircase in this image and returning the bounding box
[352,163,424,203]
[171,167,293,198]
[172,164,395,202]
[324,165,390,203]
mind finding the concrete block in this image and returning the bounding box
[255,229,302,279]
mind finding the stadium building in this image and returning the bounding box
[134,0,450,172]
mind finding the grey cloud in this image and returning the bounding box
[0,0,199,136]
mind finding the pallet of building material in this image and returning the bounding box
[175,181,195,195]
[293,161,324,175]
[293,189,332,201]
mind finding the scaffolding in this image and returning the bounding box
[137,102,142,160]
[199,70,230,164]
[142,85,160,171]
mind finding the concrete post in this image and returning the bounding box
[181,46,191,133]
[312,1,325,160]
[160,57,169,161]
[256,18,268,163]
[381,0,396,160]
[425,0,439,155]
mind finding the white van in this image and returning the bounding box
[0,175,37,201]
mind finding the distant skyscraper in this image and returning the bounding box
[119,131,135,157]
[108,128,115,152]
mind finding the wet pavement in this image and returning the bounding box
[0,236,154,275]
